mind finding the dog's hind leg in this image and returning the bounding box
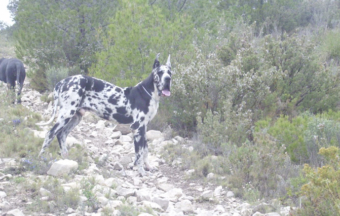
[56,111,83,158]
[38,111,76,158]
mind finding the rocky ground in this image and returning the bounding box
[0,80,293,216]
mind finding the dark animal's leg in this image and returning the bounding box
[16,65,25,104]
[17,83,23,103]
[56,111,82,158]
[6,65,16,103]
[6,82,15,104]
[133,125,147,176]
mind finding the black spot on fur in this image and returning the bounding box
[92,79,105,92]
[78,89,83,96]
[116,107,127,115]
[70,110,75,115]
[140,117,145,122]
[124,87,131,98]
[108,95,118,105]
[115,88,122,93]
[71,101,75,105]
[105,107,112,113]
[112,113,133,124]
[103,113,110,120]
[90,103,98,110]
[131,121,140,130]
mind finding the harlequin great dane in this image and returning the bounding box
[37,54,172,176]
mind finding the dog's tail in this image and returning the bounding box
[36,91,59,126]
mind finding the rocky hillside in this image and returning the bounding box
[0,80,292,216]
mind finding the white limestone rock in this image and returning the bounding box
[47,159,78,176]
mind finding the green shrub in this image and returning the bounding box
[295,146,340,216]
[27,65,49,93]
[46,66,69,91]
[256,115,309,163]
[321,30,340,62]
[227,133,299,200]
[256,112,340,165]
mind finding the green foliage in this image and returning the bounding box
[91,0,193,86]
[0,29,15,57]
[256,112,340,165]
[295,146,340,216]
[256,115,309,163]
[227,133,299,200]
[0,93,43,158]
[321,30,340,62]
[46,66,69,91]
[14,0,118,91]
[263,34,340,114]
[81,178,99,211]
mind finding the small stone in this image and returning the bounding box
[207,173,214,179]
[116,186,135,198]
[214,186,223,197]
[114,124,131,135]
[201,190,214,200]
[226,191,235,198]
[175,200,194,213]
[6,209,25,216]
[47,159,78,176]
[157,183,174,192]
[120,135,132,142]
[142,201,163,211]
[0,191,7,198]
[97,196,109,206]
[39,188,52,197]
[66,136,82,148]
[110,131,122,139]
[152,196,169,211]
[146,130,163,141]
[161,188,183,202]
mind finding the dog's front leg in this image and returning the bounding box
[132,124,147,176]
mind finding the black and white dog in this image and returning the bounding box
[37,54,172,176]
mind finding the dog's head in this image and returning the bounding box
[152,53,172,97]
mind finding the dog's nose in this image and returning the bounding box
[164,77,171,83]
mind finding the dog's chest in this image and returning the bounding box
[146,99,159,122]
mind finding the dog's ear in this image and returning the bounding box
[153,53,160,69]
[166,54,171,69]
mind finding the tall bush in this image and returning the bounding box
[296,146,340,216]
[46,67,69,91]
[91,0,193,87]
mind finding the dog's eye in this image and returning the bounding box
[158,71,164,76]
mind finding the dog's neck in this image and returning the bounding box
[139,73,160,101]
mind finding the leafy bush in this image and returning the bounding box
[46,66,69,91]
[255,115,309,163]
[295,146,340,216]
[91,0,193,87]
[321,30,340,62]
[226,133,299,200]
[256,112,340,165]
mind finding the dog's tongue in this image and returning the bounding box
[162,90,171,97]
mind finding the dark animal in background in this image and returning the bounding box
[36,53,172,176]
[0,58,26,103]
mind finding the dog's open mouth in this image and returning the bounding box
[162,90,171,97]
